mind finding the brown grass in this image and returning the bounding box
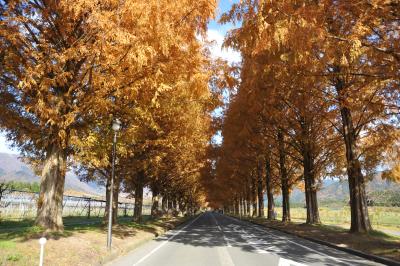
[0,216,188,266]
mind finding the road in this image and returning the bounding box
[108,212,384,266]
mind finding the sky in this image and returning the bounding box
[0,0,240,155]
[207,0,241,63]
[0,132,17,154]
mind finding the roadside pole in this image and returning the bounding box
[39,237,47,266]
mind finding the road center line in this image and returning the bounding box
[211,213,235,266]
[132,212,205,266]
[212,213,232,247]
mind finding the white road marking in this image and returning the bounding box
[237,228,272,254]
[212,213,232,247]
[211,213,235,266]
[251,225,344,263]
[132,213,205,266]
[278,258,308,266]
[224,215,344,264]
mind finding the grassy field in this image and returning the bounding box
[0,215,185,266]
[273,206,400,232]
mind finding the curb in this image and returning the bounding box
[228,215,400,266]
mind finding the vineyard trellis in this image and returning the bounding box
[0,190,151,221]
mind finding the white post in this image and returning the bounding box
[39,237,47,266]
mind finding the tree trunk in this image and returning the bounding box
[167,197,173,210]
[151,190,159,217]
[161,195,167,212]
[234,197,238,215]
[278,130,290,222]
[257,160,264,217]
[265,152,275,220]
[303,148,320,224]
[300,115,321,225]
[242,198,246,216]
[241,197,245,216]
[244,178,250,216]
[251,174,258,217]
[133,174,144,223]
[36,145,67,231]
[246,199,250,216]
[336,76,372,233]
[179,199,186,214]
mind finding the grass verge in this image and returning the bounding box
[0,215,191,266]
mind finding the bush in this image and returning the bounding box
[7,181,40,193]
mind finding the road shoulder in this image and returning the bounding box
[229,215,400,266]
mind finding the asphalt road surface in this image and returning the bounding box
[108,212,384,266]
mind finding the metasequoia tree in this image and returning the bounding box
[0,0,216,230]
[214,0,399,232]
[0,0,114,231]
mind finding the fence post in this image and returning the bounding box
[87,198,91,219]
[124,203,127,217]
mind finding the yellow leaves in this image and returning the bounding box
[58,130,67,147]
[280,53,289,62]
[0,0,216,210]
[273,20,289,46]
[349,39,362,62]
[158,83,172,92]
[151,91,160,108]
[382,164,400,183]
[298,18,307,28]
[340,54,349,67]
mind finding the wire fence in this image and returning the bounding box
[0,190,151,221]
[269,206,400,228]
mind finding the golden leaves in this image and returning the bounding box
[207,0,400,208]
[273,20,289,46]
[340,54,349,67]
[1,0,216,206]
[349,39,362,62]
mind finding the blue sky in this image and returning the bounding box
[209,0,239,33]
[206,0,241,63]
[0,0,240,154]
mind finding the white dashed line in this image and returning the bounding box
[210,213,235,266]
[132,213,205,266]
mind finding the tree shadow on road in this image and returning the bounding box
[155,212,380,266]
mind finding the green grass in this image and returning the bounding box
[367,230,400,241]
[6,253,22,262]
[272,206,400,231]
[0,239,16,249]
[0,215,152,241]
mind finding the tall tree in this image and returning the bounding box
[0,0,216,230]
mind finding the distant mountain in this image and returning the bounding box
[274,174,400,205]
[0,153,102,196]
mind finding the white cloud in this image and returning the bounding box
[204,29,241,64]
